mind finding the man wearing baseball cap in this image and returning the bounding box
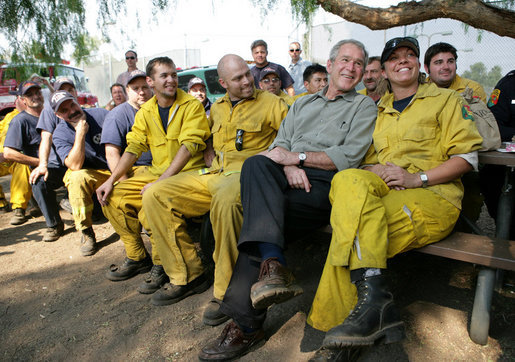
[188,77,212,116]
[51,90,110,255]
[259,67,295,106]
[3,81,66,240]
[30,77,78,212]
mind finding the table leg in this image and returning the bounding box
[469,166,514,345]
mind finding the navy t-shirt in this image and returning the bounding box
[36,104,64,167]
[251,62,295,90]
[53,108,109,170]
[4,111,40,159]
[101,102,152,166]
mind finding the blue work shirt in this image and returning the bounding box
[4,111,40,159]
[53,108,109,170]
[36,104,65,167]
[100,102,152,166]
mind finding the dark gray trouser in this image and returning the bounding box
[220,155,335,329]
[31,167,66,228]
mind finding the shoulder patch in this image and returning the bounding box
[488,88,500,107]
[462,104,474,120]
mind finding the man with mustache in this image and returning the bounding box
[358,56,383,103]
[51,90,110,255]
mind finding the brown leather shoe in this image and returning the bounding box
[199,321,265,361]
[250,257,303,309]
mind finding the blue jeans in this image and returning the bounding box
[31,167,66,228]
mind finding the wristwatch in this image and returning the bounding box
[298,152,307,167]
[419,172,428,188]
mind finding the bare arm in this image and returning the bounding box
[264,146,337,170]
[3,147,39,167]
[64,119,88,171]
[96,151,138,206]
[203,138,215,167]
[285,85,295,97]
[140,145,192,194]
[29,130,52,183]
[366,157,473,190]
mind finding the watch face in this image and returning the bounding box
[299,152,307,160]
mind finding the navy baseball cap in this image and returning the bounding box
[381,37,420,64]
[9,80,41,96]
[53,77,75,91]
[50,90,77,112]
[126,70,147,86]
[259,67,279,81]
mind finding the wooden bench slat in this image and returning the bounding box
[321,227,515,271]
[416,232,515,271]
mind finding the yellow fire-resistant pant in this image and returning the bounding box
[63,168,111,231]
[307,169,460,332]
[102,166,160,263]
[0,161,31,209]
[142,171,241,295]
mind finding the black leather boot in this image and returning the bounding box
[322,274,405,347]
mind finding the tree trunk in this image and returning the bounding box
[316,0,515,38]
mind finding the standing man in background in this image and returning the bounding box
[116,50,140,86]
[287,41,311,95]
[250,39,295,96]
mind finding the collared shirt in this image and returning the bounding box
[288,58,311,94]
[270,86,377,171]
[369,83,483,208]
[53,108,109,169]
[101,102,152,166]
[125,89,210,176]
[208,89,288,174]
[116,69,138,87]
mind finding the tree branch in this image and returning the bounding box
[316,0,515,38]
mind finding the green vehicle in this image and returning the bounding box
[177,66,226,103]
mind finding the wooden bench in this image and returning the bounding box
[321,225,515,345]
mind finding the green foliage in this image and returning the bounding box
[462,62,503,90]
[0,0,86,64]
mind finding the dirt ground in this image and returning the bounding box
[0,174,514,361]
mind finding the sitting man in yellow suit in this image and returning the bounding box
[142,54,288,321]
[96,56,211,294]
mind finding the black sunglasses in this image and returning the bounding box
[126,56,136,60]
[289,49,301,52]
[385,37,419,50]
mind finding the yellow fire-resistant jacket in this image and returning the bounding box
[125,89,210,176]
[365,82,483,209]
[0,109,20,152]
[428,74,487,103]
[208,89,288,174]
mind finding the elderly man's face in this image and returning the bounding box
[259,73,282,95]
[189,84,207,104]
